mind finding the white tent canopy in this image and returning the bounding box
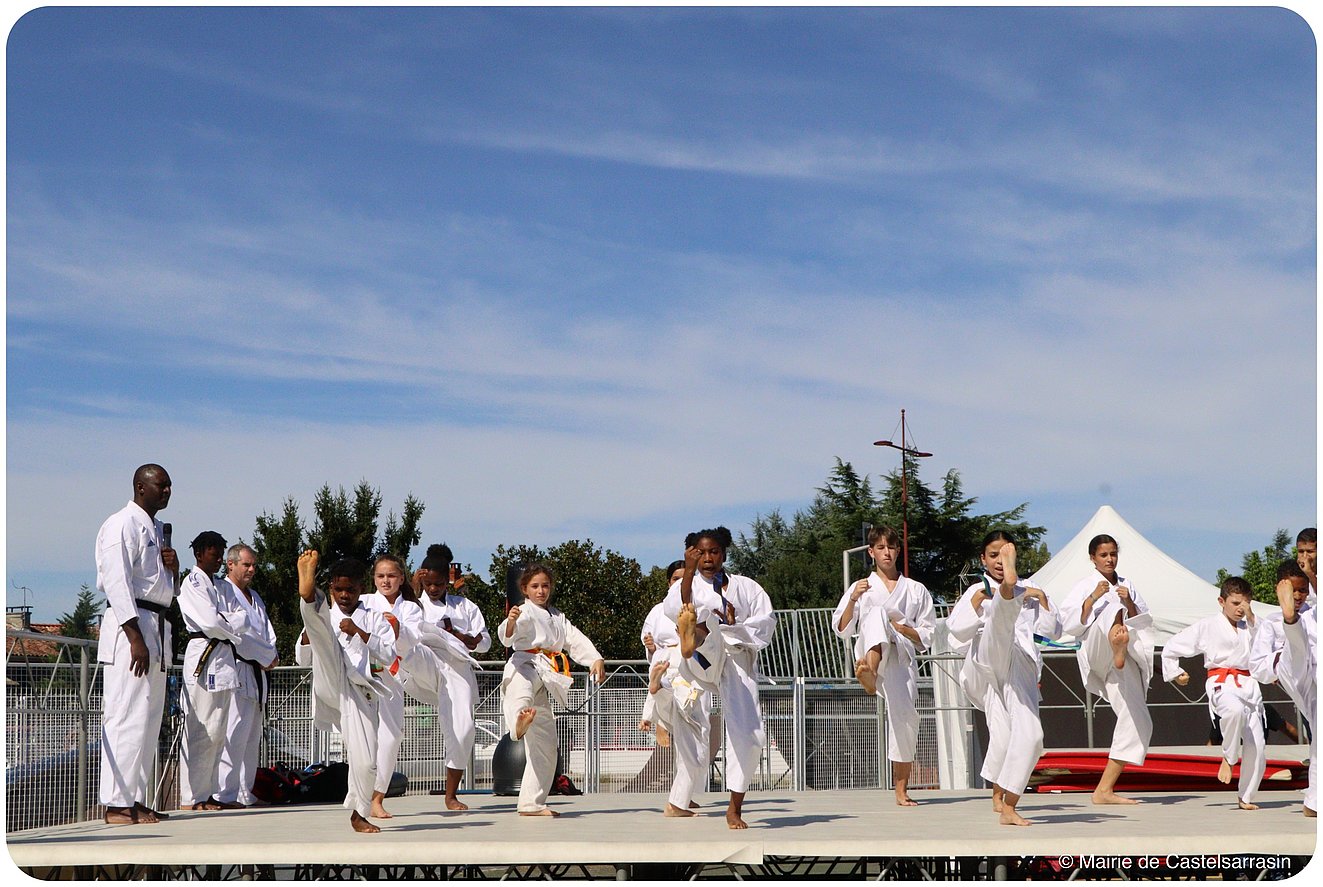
[1028,505,1273,645]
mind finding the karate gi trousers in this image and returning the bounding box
[300,596,381,820]
[98,632,168,809]
[218,692,263,805]
[179,680,233,805]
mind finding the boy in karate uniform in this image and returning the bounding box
[1163,576,1265,810]
[948,533,1061,826]
[1059,533,1154,805]
[667,527,777,830]
[296,550,396,832]
[1249,560,1315,817]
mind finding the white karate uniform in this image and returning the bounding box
[360,592,422,795]
[397,593,491,771]
[662,573,776,795]
[95,501,175,810]
[1162,613,1266,804]
[178,568,250,806]
[498,602,602,813]
[216,580,278,806]
[833,574,936,762]
[1249,603,1316,810]
[639,602,712,809]
[299,593,395,819]
[948,576,1062,796]
[1060,571,1154,766]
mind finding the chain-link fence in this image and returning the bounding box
[9,612,1300,834]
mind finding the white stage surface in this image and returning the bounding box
[7,788,1316,870]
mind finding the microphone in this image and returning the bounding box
[162,523,172,548]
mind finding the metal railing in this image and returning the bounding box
[8,616,1301,833]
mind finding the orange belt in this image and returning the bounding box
[1208,667,1250,688]
[371,614,402,676]
[524,648,571,677]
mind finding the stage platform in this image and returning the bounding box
[7,787,1317,880]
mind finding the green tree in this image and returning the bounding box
[58,584,102,640]
[246,483,425,662]
[729,458,1048,609]
[1215,529,1294,603]
[480,539,651,662]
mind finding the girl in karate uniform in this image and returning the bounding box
[360,553,423,819]
[1162,576,1265,810]
[499,563,605,816]
[667,526,777,830]
[834,525,936,806]
[948,533,1061,826]
[296,551,396,833]
[1060,534,1154,805]
[397,544,491,811]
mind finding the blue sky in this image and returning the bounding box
[6,6,1317,623]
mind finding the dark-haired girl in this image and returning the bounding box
[1060,534,1154,805]
[664,527,776,829]
[398,544,491,810]
[948,532,1060,826]
[833,526,936,805]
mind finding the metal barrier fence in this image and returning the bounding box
[9,613,1296,833]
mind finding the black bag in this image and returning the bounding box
[298,762,350,803]
[251,763,299,805]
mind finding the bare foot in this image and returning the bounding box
[664,803,696,817]
[297,550,320,602]
[350,810,380,833]
[1276,578,1298,623]
[655,724,671,748]
[689,800,700,809]
[677,604,698,658]
[370,804,392,819]
[992,787,1005,813]
[726,809,748,829]
[103,806,136,825]
[648,659,668,693]
[520,808,560,816]
[185,800,223,812]
[1218,759,1233,784]
[444,796,469,811]
[1304,806,1316,818]
[1092,790,1140,805]
[1000,808,1032,826]
[514,707,537,740]
[895,792,918,807]
[854,659,878,696]
[134,802,168,821]
[1108,623,1129,671]
[1238,800,1259,811]
[999,543,1019,595]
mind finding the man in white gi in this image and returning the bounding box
[667,527,776,830]
[95,463,179,825]
[1059,533,1154,805]
[296,551,396,833]
[1249,560,1315,817]
[948,534,1061,826]
[1163,576,1266,810]
[216,544,279,808]
[178,531,247,810]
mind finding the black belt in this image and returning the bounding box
[136,599,171,671]
[186,631,235,678]
[237,655,268,703]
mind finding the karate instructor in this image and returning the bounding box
[94,463,179,824]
